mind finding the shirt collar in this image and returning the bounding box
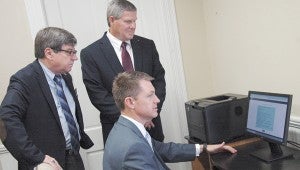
[38,60,56,81]
[121,114,148,138]
[106,31,131,49]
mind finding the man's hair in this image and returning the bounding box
[112,71,154,110]
[107,0,137,27]
[34,27,77,59]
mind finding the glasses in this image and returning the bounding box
[54,49,77,56]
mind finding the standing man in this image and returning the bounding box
[81,0,166,144]
[103,71,237,170]
[0,27,93,170]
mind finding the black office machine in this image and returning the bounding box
[185,93,248,144]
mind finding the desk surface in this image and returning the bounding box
[211,140,300,170]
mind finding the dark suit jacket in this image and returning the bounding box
[80,33,166,140]
[0,60,93,170]
[103,116,196,170]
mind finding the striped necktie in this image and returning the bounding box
[53,75,80,151]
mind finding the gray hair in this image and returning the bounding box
[107,0,136,27]
[112,71,154,110]
[34,27,77,59]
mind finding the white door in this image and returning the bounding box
[21,0,191,170]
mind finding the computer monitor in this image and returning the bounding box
[246,91,293,162]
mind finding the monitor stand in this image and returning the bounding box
[250,142,293,163]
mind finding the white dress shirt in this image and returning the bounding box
[106,31,135,69]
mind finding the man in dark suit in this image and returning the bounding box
[80,0,166,144]
[103,71,237,170]
[0,27,93,170]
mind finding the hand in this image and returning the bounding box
[144,121,155,130]
[42,155,63,170]
[206,142,237,154]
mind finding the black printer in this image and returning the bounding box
[185,93,248,144]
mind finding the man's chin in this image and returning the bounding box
[127,34,134,40]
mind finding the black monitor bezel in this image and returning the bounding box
[246,91,293,145]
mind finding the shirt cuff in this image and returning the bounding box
[195,144,201,156]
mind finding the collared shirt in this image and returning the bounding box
[39,60,81,149]
[106,31,135,69]
[121,114,148,140]
[121,115,201,156]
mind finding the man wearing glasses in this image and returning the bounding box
[0,27,93,170]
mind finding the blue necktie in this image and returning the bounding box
[53,75,80,151]
[121,42,134,71]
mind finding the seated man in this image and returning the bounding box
[103,71,237,170]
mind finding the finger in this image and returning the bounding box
[150,122,155,127]
[51,163,62,170]
[49,160,56,167]
[224,146,237,153]
[50,159,62,169]
[219,142,226,148]
[231,147,237,153]
[56,163,63,170]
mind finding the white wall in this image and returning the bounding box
[0,0,33,169]
[175,0,300,117]
[174,0,214,100]
[0,0,33,102]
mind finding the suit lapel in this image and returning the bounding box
[131,36,143,71]
[32,60,62,127]
[118,116,144,138]
[99,33,143,72]
[99,33,124,74]
[118,116,152,149]
[118,116,169,170]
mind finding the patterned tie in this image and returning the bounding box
[53,75,80,151]
[121,42,134,71]
[145,131,153,151]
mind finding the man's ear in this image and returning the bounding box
[124,97,135,109]
[108,16,115,25]
[44,47,54,60]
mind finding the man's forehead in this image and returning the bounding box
[139,80,155,91]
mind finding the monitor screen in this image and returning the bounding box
[246,91,293,162]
